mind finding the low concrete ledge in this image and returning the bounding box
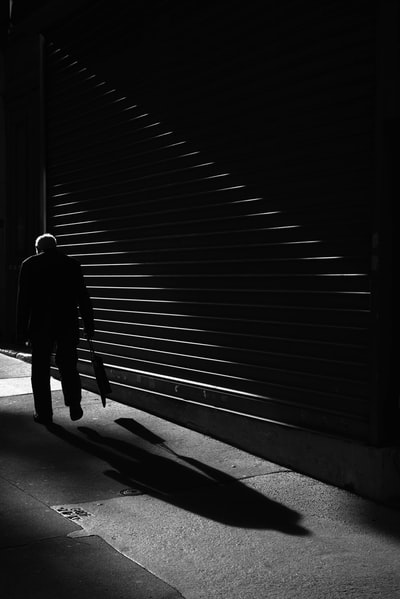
[15,352,32,363]
[0,346,32,363]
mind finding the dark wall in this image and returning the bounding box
[370,0,400,443]
[0,49,5,339]
[3,0,96,343]
[3,34,44,341]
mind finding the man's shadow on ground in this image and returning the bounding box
[48,418,310,537]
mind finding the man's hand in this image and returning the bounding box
[85,328,95,341]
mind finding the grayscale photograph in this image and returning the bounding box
[0,1,399,597]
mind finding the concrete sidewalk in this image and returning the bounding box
[1,350,400,598]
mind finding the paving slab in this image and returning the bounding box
[0,477,78,547]
[52,473,400,599]
[0,376,62,396]
[2,535,182,599]
[0,351,32,378]
[0,352,30,378]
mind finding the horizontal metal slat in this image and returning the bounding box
[47,87,137,127]
[50,190,255,226]
[85,274,369,292]
[48,141,190,182]
[86,323,368,384]
[88,288,370,310]
[91,300,370,327]
[49,112,165,153]
[81,340,368,398]
[79,257,369,277]
[73,236,370,265]
[48,120,168,162]
[56,220,371,255]
[49,190,365,226]
[92,315,369,348]
[83,328,367,364]
[48,130,179,172]
[47,85,133,126]
[49,153,213,195]
[69,365,369,440]
[51,198,370,237]
[53,216,371,248]
[76,344,368,415]
[50,171,230,209]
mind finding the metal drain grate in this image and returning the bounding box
[55,506,92,521]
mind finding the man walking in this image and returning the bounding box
[17,233,95,424]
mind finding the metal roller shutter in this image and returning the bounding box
[45,0,376,440]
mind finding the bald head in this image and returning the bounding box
[35,234,57,253]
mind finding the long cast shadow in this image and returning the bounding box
[4,411,400,543]
[46,419,310,536]
[115,417,165,445]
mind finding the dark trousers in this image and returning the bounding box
[31,334,81,419]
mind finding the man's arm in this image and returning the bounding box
[16,261,31,343]
[77,266,95,339]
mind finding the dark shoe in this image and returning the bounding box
[33,413,53,425]
[69,405,83,421]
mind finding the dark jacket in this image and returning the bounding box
[17,249,94,342]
